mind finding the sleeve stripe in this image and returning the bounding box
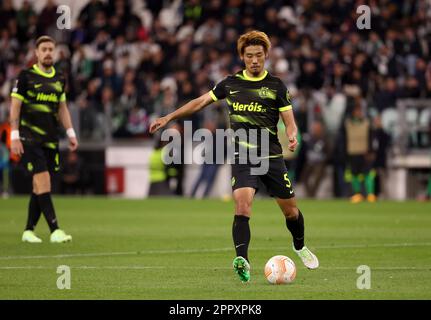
[11,92,25,101]
[279,105,292,112]
[60,93,66,102]
[209,90,218,102]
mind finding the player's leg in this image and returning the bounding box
[261,157,318,269]
[349,155,364,203]
[33,171,57,231]
[33,171,71,243]
[231,187,254,282]
[276,197,318,269]
[24,179,42,230]
[232,187,255,260]
[22,188,43,243]
[21,146,42,243]
[364,156,377,202]
[230,162,259,282]
[36,147,72,243]
[365,169,377,202]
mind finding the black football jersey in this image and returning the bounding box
[210,70,292,157]
[11,64,67,147]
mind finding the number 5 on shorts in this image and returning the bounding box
[284,173,292,188]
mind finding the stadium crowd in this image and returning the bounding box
[0,0,430,197]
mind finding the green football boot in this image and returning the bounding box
[233,256,250,283]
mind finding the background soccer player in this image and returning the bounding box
[10,36,77,243]
[150,30,318,282]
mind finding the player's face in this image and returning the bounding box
[241,45,267,76]
[35,42,55,68]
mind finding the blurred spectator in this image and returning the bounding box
[0,0,16,31]
[126,106,149,137]
[0,141,9,197]
[417,176,431,202]
[61,151,83,194]
[78,80,99,140]
[374,78,398,112]
[342,101,376,203]
[100,59,122,96]
[0,123,10,197]
[320,85,347,138]
[97,86,115,140]
[78,0,106,31]
[16,0,35,43]
[297,60,323,90]
[165,122,185,196]
[37,0,58,35]
[300,121,331,198]
[148,137,173,196]
[371,115,391,199]
[190,121,220,198]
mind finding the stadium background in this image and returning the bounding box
[0,0,430,200]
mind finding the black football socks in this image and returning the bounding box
[286,210,305,250]
[25,193,42,231]
[232,215,251,261]
[37,193,59,233]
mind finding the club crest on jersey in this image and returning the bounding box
[256,87,276,100]
[258,87,270,98]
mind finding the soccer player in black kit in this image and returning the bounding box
[10,36,77,243]
[150,31,318,282]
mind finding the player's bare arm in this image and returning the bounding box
[9,97,24,156]
[280,109,298,152]
[149,92,214,133]
[59,101,78,151]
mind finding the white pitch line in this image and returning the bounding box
[0,266,210,270]
[0,242,430,261]
[314,242,431,249]
[0,247,233,261]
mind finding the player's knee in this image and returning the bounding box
[283,206,299,219]
[33,173,51,194]
[235,199,252,216]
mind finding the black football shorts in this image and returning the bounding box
[231,156,295,199]
[21,143,60,175]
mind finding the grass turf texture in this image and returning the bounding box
[0,197,430,299]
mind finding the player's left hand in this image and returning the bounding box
[288,136,298,152]
[68,137,78,151]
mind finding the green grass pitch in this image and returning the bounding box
[0,197,430,300]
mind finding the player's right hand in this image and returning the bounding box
[288,136,298,152]
[11,139,24,157]
[149,117,169,133]
[68,137,79,152]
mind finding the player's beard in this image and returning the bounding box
[250,65,262,77]
[41,57,53,69]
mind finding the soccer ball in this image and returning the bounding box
[264,255,296,284]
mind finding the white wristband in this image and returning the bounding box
[11,130,20,141]
[66,128,76,138]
